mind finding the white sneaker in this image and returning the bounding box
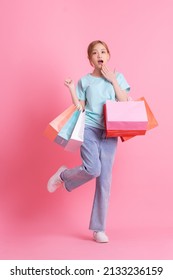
[93,231,109,243]
[47,165,67,193]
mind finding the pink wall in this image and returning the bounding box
[1,0,173,258]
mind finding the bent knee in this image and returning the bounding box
[84,164,101,178]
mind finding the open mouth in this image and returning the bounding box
[98,60,103,64]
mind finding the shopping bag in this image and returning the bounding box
[54,110,85,152]
[107,129,146,137]
[58,110,80,140]
[121,97,158,141]
[54,135,68,147]
[104,100,148,137]
[65,110,85,152]
[44,104,76,141]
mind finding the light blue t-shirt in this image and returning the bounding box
[76,72,130,129]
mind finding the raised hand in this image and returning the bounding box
[64,78,83,110]
[101,65,116,84]
[64,78,75,91]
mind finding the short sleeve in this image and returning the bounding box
[116,72,130,92]
[76,79,86,101]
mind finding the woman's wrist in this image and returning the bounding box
[75,102,83,110]
[111,79,118,87]
[69,91,82,110]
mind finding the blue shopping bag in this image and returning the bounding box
[54,135,68,147]
[65,110,85,152]
[58,110,80,140]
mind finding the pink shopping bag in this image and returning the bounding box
[121,97,158,141]
[104,100,148,137]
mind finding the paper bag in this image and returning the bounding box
[121,97,158,141]
[104,100,148,137]
[44,104,76,141]
[65,110,85,152]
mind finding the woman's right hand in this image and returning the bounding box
[64,78,83,110]
[64,78,75,91]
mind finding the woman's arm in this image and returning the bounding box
[64,78,85,110]
[111,80,128,101]
[101,66,128,101]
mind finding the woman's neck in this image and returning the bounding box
[91,68,103,77]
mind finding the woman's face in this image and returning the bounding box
[89,43,110,69]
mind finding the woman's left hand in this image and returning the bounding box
[101,66,116,84]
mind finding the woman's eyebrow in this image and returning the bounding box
[92,48,106,51]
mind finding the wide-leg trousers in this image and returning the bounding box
[61,125,118,231]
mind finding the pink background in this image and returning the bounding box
[0,0,173,259]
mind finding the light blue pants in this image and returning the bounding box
[61,125,118,231]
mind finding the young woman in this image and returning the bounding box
[47,40,130,243]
